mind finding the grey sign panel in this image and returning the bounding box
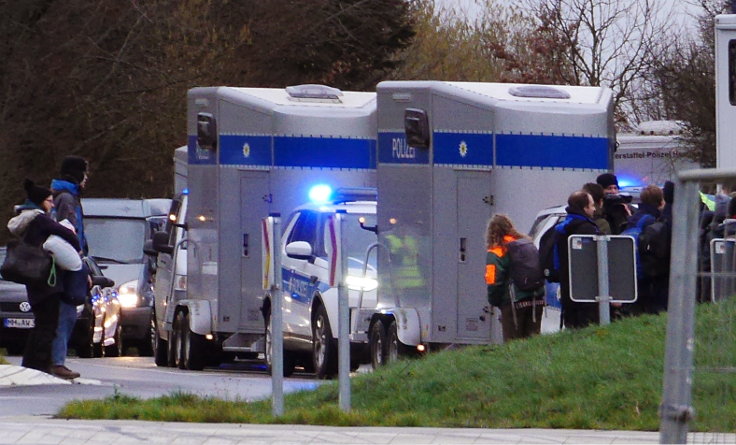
[568,235,637,303]
[710,238,736,302]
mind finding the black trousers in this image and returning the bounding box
[22,295,60,372]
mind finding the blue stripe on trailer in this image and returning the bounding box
[188,135,216,165]
[496,134,609,169]
[219,135,272,166]
[433,132,493,166]
[274,136,376,169]
[378,132,430,165]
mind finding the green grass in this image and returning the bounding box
[58,301,736,431]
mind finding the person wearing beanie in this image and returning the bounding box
[7,179,80,376]
[596,172,631,234]
[49,156,89,380]
[596,173,619,194]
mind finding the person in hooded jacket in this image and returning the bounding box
[7,179,80,374]
[50,155,89,379]
[556,190,600,329]
[485,214,545,341]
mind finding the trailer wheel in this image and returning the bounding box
[264,312,295,377]
[386,320,410,364]
[369,320,387,369]
[180,312,206,371]
[170,311,184,368]
[312,305,337,379]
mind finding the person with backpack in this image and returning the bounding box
[485,214,545,341]
[554,190,600,329]
[49,155,89,380]
[624,184,666,315]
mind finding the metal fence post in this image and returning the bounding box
[659,179,699,443]
[596,235,611,325]
[336,211,351,412]
[270,215,284,417]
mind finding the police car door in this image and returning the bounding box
[281,210,327,341]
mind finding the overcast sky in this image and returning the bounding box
[434,0,702,33]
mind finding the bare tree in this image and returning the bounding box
[521,0,673,128]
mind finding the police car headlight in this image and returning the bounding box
[345,275,378,291]
[117,280,139,308]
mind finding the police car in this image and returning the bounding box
[265,186,378,378]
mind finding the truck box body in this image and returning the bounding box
[186,86,376,351]
[374,81,614,346]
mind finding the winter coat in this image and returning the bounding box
[51,179,87,255]
[486,235,544,307]
[7,209,80,305]
[555,207,600,306]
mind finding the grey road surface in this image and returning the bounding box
[0,355,319,417]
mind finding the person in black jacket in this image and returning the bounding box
[556,190,600,329]
[6,180,80,374]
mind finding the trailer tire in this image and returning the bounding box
[386,320,410,364]
[264,312,296,377]
[369,320,387,369]
[180,312,206,371]
[312,305,337,379]
[170,311,184,368]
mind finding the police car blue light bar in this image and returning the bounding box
[308,184,333,204]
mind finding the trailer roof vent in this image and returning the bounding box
[286,84,343,103]
[508,85,570,99]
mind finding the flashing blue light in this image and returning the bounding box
[309,184,333,204]
[182,188,190,195]
[616,175,640,188]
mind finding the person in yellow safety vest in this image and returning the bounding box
[385,231,424,291]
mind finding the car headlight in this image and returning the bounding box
[117,279,139,308]
[345,275,378,291]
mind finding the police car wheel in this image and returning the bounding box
[264,311,295,377]
[312,305,337,379]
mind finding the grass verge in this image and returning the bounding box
[58,301,736,431]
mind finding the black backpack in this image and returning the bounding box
[638,220,671,278]
[506,238,545,291]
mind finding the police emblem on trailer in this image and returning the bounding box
[459,141,468,157]
[242,143,251,158]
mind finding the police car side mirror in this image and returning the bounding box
[91,275,114,288]
[285,241,313,260]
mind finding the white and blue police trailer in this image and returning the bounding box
[365,81,615,364]
[716,14,736,170]
[168,85,377,370]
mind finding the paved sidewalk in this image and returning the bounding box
[0,416,661,444]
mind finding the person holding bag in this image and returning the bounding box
[6,179,80,375]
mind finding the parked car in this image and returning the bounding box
[0,247,120,357]
[75,257,122,357]
[82,198,170,356]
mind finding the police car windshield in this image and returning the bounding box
[343,213,378,270]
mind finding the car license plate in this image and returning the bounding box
[2,318,34,329]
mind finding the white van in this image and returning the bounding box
[82,198,171,355]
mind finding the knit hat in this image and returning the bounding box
[24,179,52,206]
[596,173,619,189]
[60,155,89,184]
